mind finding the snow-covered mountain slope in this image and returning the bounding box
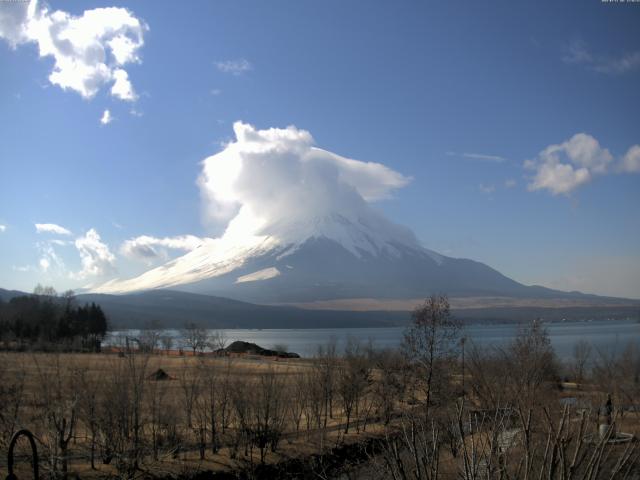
[94,207,569,303]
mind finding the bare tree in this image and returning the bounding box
[337,337,371,433]
[230,376,251,459]
[208,330,228,351]
[146,369,169,461]
[178,358,200,428]
[467,322,559,411]
[77,365,101,469]
[33,284,57,297]
[288,369,308,436]
[251,369,287,463]
[0,354,25,450]
[306,370,325,432]
[403,294,461,415]
[466,342,513,410]
[197,358,221,454]
[160,334,174,354]
[315,338,338,429]
[95,363,121,466]
[192,374,208,460]
[96,352,149,475]
[371,348,406,425]
[572,339,592,383]
[375,399,640,480]
[182,321,208,355]
[126,351,149,472]
[138,319,163,353]
[593,341,640,409]
[218,357,233,433]
[34,354,78,479]
[507,320,559,407]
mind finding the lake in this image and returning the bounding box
[108,318,640,361]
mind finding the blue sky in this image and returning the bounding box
[0,0,639,298]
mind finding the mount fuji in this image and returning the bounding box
[94,122,605,306]
[95,207,574,304]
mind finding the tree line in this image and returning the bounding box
[0,285,108,351]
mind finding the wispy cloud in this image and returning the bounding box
[12,265,33,273]
[562,40,593,65]
[0,2,147,101]
[479,183,496,194]
[563,39,640,75]
[210,88,222,96]
[36,241,66,274]
[35,223,72,235]
[50,239,72,246]
[100,109,113,125]
[446,151,506,162]
[504,178,517,188]
[215,58,252,75]
[0,224,6,232]
[120,234,205,264]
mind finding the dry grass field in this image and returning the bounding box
[0,350,405,479]
[2,347,639,479]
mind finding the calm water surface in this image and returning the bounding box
[109,319,640,360]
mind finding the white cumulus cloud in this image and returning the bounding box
[74,228,116,278]
[0,224,6,232]
[0,1,147,100]
[525,133,613,195]
[110,68,136,101]
[100,109,112,125]
[620,145,640,173]
[120,234,205,263]
[198,121,411,231]
[35,222,71,235]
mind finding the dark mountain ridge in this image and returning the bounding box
[2,288,638,330]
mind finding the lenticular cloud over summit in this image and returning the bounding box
[95,122,423,294]
[199,121,411,235]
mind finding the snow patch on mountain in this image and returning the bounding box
[236,267,281,283]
